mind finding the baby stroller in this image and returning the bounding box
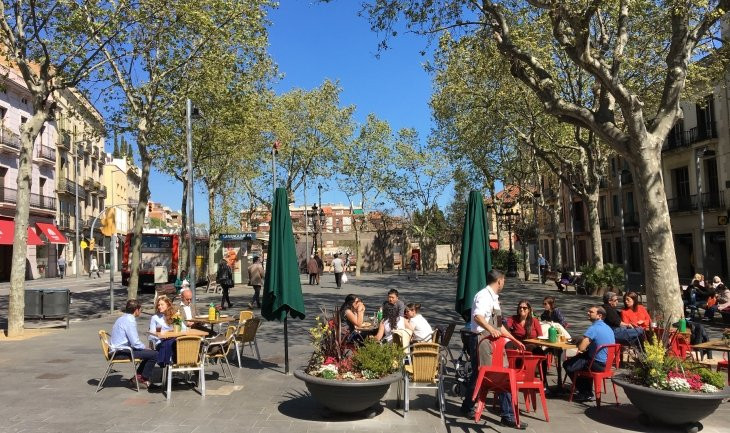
[450,328,474,397]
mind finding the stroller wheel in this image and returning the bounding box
[452,382,462,397]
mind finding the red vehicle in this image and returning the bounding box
[121,233,179,288]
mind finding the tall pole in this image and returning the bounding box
[304,174,308,257]
[110,233,116,314]
[74,140,80,278]
[186,99,196,303]
[696,150,706,275]
[272,141,279,200]
[569,190,577,275]
[618,170,629,289]
[318,183,323,257]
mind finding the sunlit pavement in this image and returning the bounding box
[0,272,727,432]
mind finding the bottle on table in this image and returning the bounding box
[209,303,216,320]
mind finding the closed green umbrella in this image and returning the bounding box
[262,187,306,374]
[455,190,492,322]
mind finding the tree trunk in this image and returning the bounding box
[7,114,46,337]
[179,175,188,276]
[128,151,152,299]
[585,191,604,269]
[634,149,683,322]
[522,243,530,281]
[207,184,217,273]
[354,222,361,277]
[550,199,563,269]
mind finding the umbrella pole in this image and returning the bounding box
[284,315,290,375]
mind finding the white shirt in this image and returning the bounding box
[470,285,501,333]
[180,303,192,320]
[148,314,173,347]
[383,317,405,342]
[332,258,344,273]
[410,314,433,342]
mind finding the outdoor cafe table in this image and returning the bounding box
[691,339,730,384]
[355,321,378,338]
[153,328,208,339]
[524,338,577,390]
[188,315,234,336]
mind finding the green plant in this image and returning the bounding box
[580,264,625,295]
[492,249,523,272]
[352,339,403,379]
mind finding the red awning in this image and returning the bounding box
[36,222,68,244]
[0,220,44,245]
[489,240,499,250]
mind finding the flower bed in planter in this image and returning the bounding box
[294,368,401,413]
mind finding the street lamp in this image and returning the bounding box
[617,169,630,290]
[497,206,520,277]
[696,147,716,275]
[318,183,324,256]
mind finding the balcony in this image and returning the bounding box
[0,127,21,153]
[58,213,72,230]
[57,177,86,200]
[624,212,640,228]
[663,121,718,151]
[667,195,697,213]
[57,131,71,150]
[83,178,93,190]
[93,180,101,191]
[98,152,106,165]
[701,191,724,210]
[98,185,107,198]
[91,147,99,159]
[0,187,56,212]
[129,199,139,208]
[35,144,56,165]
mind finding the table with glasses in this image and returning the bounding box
[691,339,730,384]
[188,315,234,336]
[523,338,577,390]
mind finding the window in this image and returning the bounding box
[615,237,623,264]
[672,166,690,198]
[612,195,619,217]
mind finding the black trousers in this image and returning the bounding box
[334,272,343,288]
[251,285,261,307]
[221,284,232,308]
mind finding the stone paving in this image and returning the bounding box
[0,272,728,432]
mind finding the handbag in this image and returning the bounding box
[341,273,348,284]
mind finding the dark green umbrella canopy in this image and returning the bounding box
[262,187,306,321]
[455,191,492,322]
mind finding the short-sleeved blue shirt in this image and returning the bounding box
[583,319,615,364]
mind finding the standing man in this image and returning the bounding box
[247,256,264,309]
[109,299,159,388]
[57,255,66,278]
[216,259,233,310]
[332,253,344,289]
[314,253,324,285]
[538,253,548,284]
[461,269,527,429]
[307,255,319,285]
[563,305,615,402]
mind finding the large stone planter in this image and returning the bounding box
[294,368,401,413]
[612,375,730,433]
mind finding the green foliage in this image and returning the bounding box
[580,264,625,293]
[687,364,726,390]
[352,339,403,379]
[492,248,523,272]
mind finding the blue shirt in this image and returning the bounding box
[583,319,615,364]
[110,313,145,351]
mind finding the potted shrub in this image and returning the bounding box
[612,327,730,433]
[293,314,403,414]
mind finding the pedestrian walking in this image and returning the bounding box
[216,259,234,309]
[89,256,100,279]
[332,253,344,289]
[538,253,548,284]
[408,255,418,281]
[247,256,264,309]
[307,255,318,285]
[314,253,323,285]
[57,255,66,278]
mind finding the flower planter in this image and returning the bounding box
[294,368,401,413]
[612,375,730,433]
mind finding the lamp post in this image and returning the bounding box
[497,207,520,277]
[318,183,324,257]
[311,205,319,253]
[74,139,80,278]
[696,148,716,275]
[185,99,197,302]
[617,169,630,289]
[304,173,308,257]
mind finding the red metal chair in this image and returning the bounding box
[717,354,728,384]
[568,344,621,407]
[471,336,520,424]
[513,353,549,421]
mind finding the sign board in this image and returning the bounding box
[219,233,256,241]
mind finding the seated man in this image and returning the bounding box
[563,305,615,402]
[384,288,405,317]
[109,299,159,388]
[602,292,643,347]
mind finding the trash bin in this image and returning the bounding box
[24,288,70,328]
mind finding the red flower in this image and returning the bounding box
[323,357,336,365]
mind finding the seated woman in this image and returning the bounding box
[340,294,366,343]
[404,303,433,342]
[174,270,189,293]
[555,269,571,292]
[149,296,175,349]
[540,296,567,328]
[505,300,543,346]
[620,292,651,331]
[704,283,730,320]
[375,303,405,343]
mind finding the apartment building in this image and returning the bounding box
[54,87,107,276]
[103,155,141,269]
[0,61,60,281]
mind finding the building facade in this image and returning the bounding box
[103,155,141,270]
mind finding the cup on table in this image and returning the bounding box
[156,325,162,333]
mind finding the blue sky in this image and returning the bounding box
[140,1,440,225]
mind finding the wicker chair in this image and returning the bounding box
[398,342,445,420]
[205,273,222,294]
[238,310,254,323]
[234,317,262,367]
[96,330,142,392]
[165,336,205,400]
[204,326,236,382]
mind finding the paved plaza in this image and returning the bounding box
[0,272,728,432]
